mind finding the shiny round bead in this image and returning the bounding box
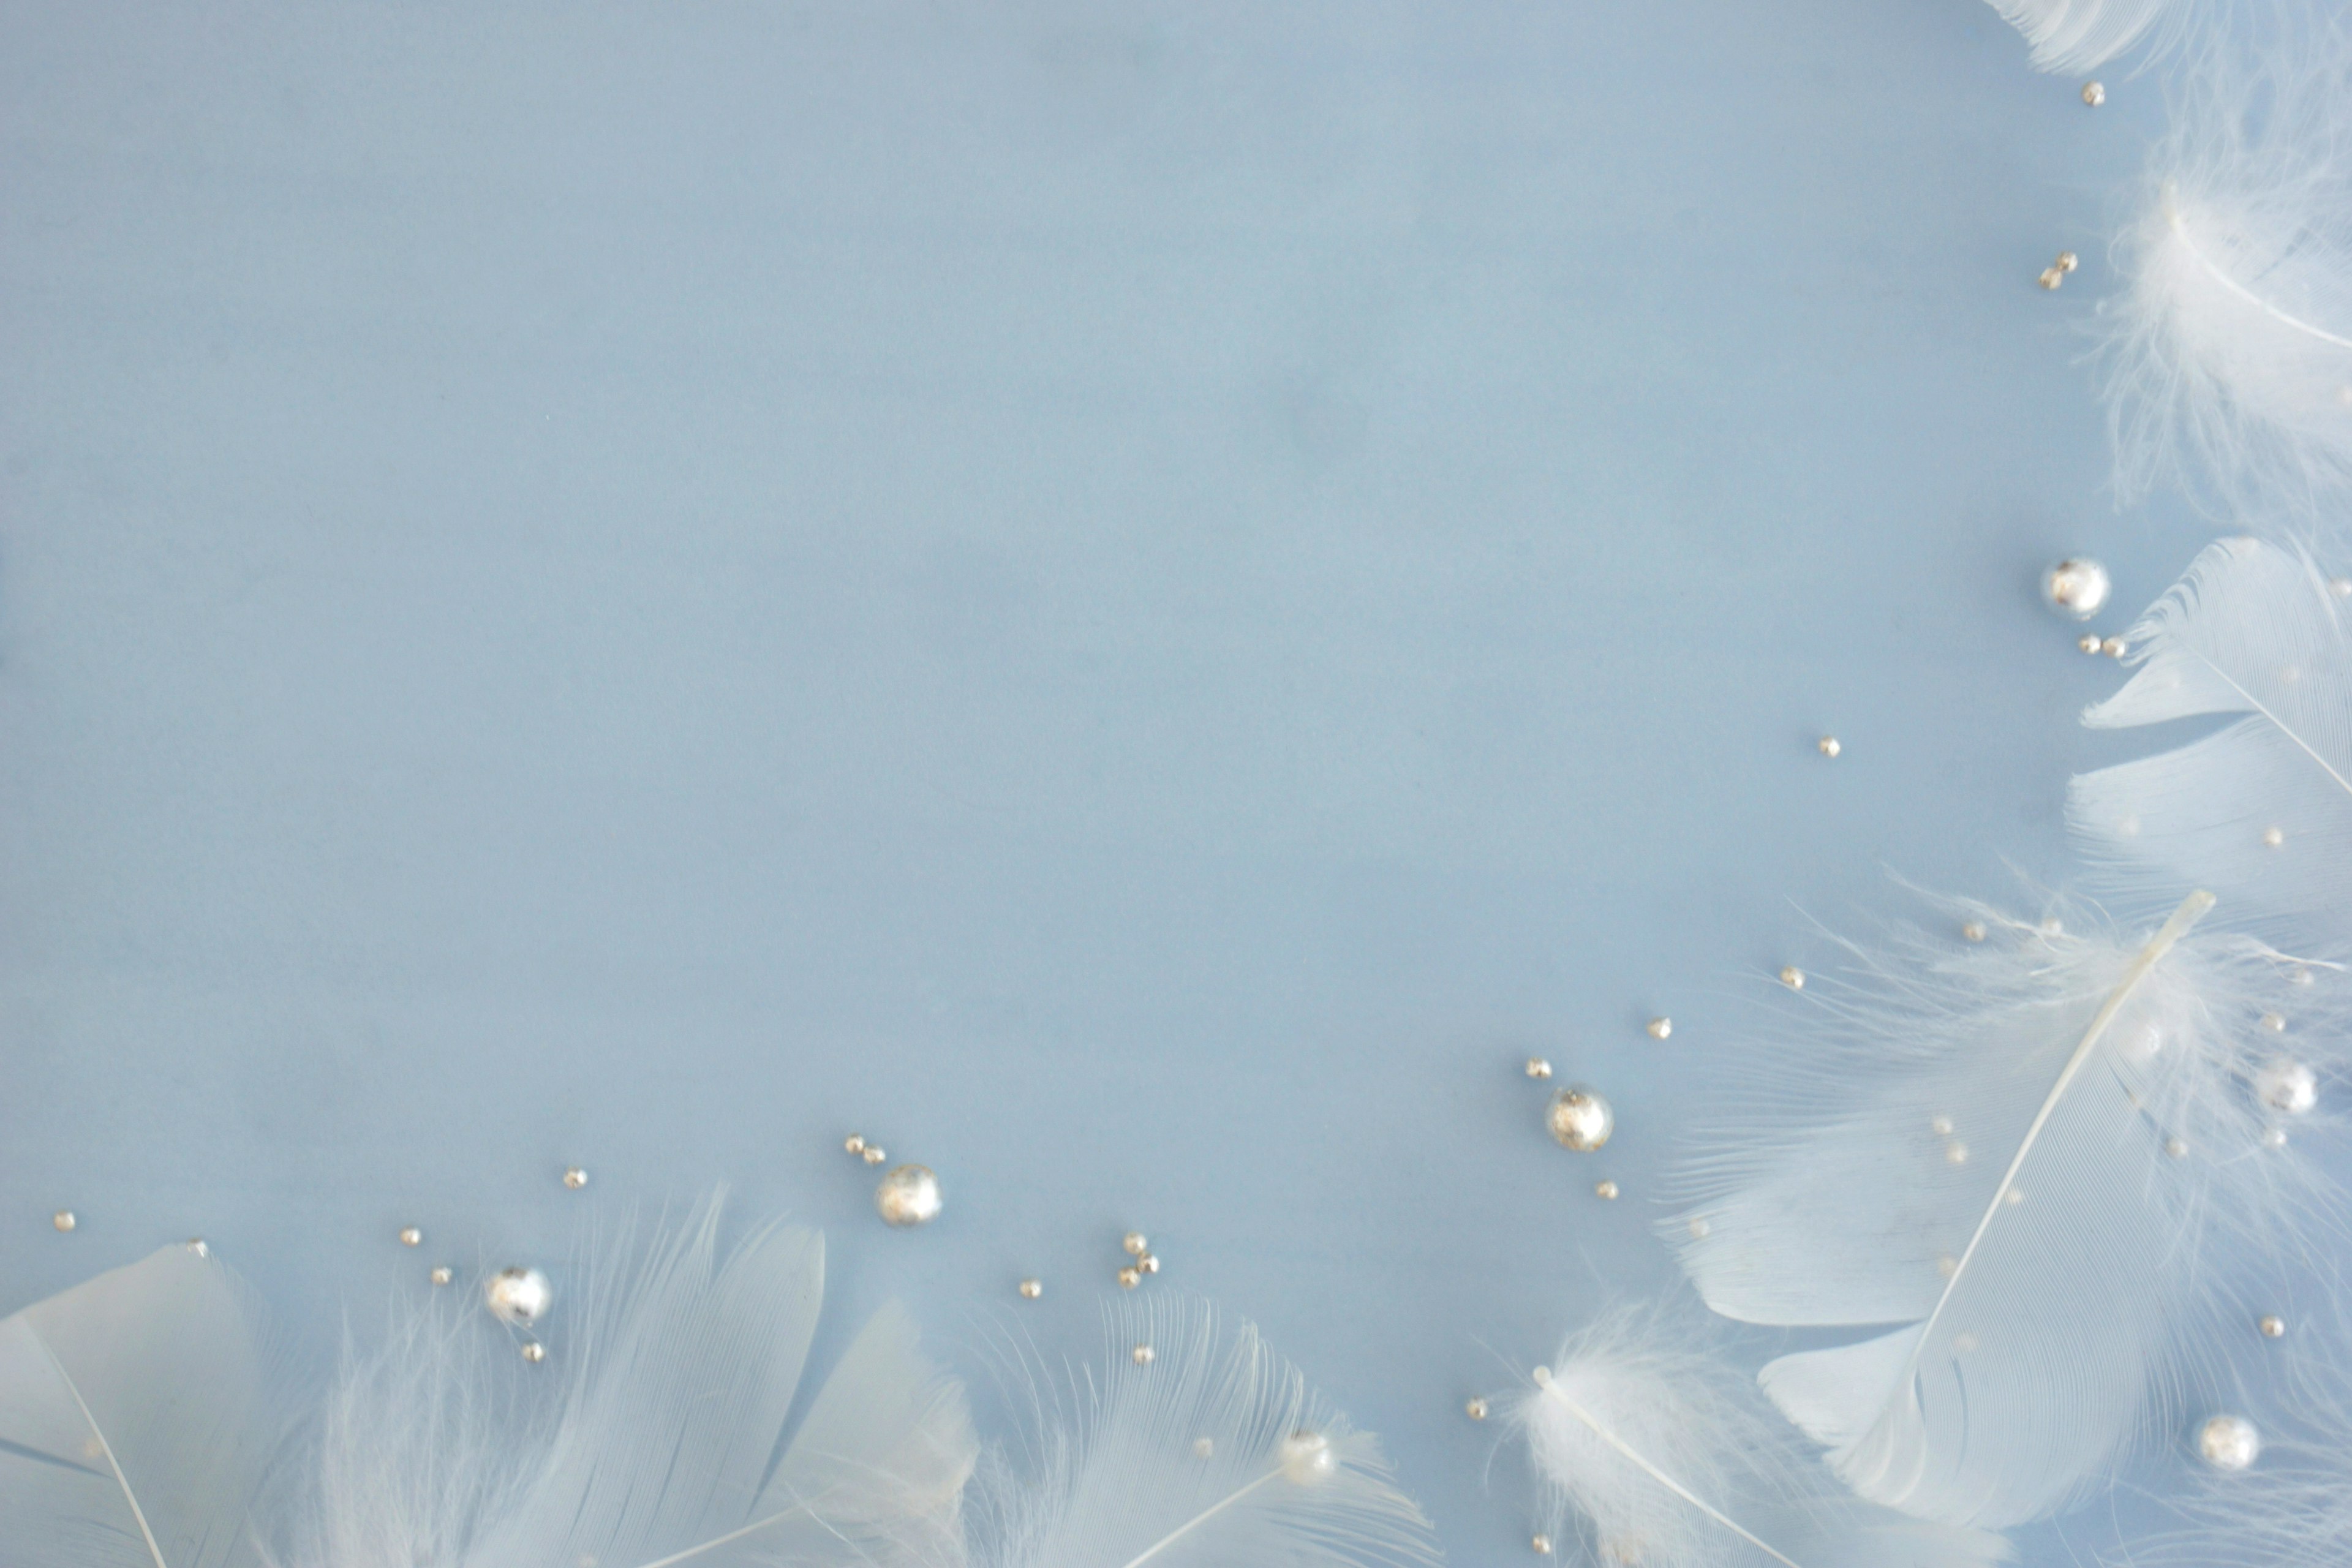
[1594,1179,1619,1200]
[2260,1314,2286,1338]
[843,1134,866,1155]
[2040,266,2064,290]
[2255,1058,2317,1115]
[2082,80,2106,105]
[1817,736,1841,758]
[1547,1087,1614,1152]
[1532,1365,1553,1386]
[1117,1265,1142,1289]
[2263,1012,2286,1031]
[562,1167,589,1191]
[1132,1344,1155,1365]
[521,1341,546,1364]
[51,1210,75,1233]
[1931,1115,1954,1136]
[429,1266,454,1287]
[2262,1127,2289,1150]
[1944,1140,1969,1166]
[1018,1277,1042,1300]
[398,1226,423,1248]
[1138,1253,1161,1274]
[1278,1429,1336,1485]
[1646,1017,1672,1040]
[1961,921,1986,942]
[1123,1231,1148,1256]
[485,1266,553,1328]
[1193,1437,1215,1458]
[2101,636,2127,658]
[2056,251,2079,273]
[1466,1396,1489,1420]
[1531,1535,1554,1555]
[862,1146,887,1165]
[1524,1056,1553,1080]
[2198,1414,2260,1471]
[1779,966,1804,990]
[2263,826,2286,847]
[2077,633,2101,654]
[874,1164,941,1226]
[1686,1216,1711,1240]
[2165,1136,2190,1158]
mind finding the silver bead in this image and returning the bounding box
[51,1210,75,1233]
[2101,636,2127,658]
[1594,1179,1619,1200]
[1780,966,1804,990]
[1646,1017,1672,1040]
[2263,1012,2286,1031]
[1193,1437,1215,1458]
[562,1167,589,1191]
[844,1134,866,1155]
[430,1265,454,1287]
[1686,1216,1711,1240]
[1138,1253,1161,1275]
[2197,1414,2260,1471]
[1132,1344,1155,1365]
[1018,1277,1042,1299]
[1117,1265,1142,1289]
[2165,1136,2190,1158]
[2260,1314,2286,1338]
[2263,826,2286,848]
[1817,736,1841,758]
[2255,1058,2317,1115]
[1466,1396,1489,1420]
[521,1341,546,1364]
[2262,1126,2290,1150]
[1531,1535,1554,1555]
[1944,1140,1969,1166]
[862,1146,887,1166]
[1278,1429,1336,1485]
[1547,1086,1614,1152]
[184,1238,209,1257]
[1123,1231,1148,1256]
[1931,1115,1954,1136]
[1961,921,1986,942]
[2040,266,2065,290]
[2082,80,2106,106]
[398,1226,423,1247]
[2077,633,2102,654]
[1524,1055,1553,1080]
[485,1266,553,1328]
[2056,251,2080,273]
[874,1164,942,1226]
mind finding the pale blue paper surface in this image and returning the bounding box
[0,2,2245,1560]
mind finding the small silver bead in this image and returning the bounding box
[2101,636,2127,658]
[1123,1231,1148,1256]
[51,1210,75,1233]
[1931,1115,1954,1136]
[1945,1140,1969,1166]
[844,1134,866,1155]
[1780,966,1804,990]
[2077,632,2102,654]
[1117,1265,1142,1289]
[2198,1414,2260,1471]
[485,1266,553,1328]
[1524,1055,1553,1080]
[430,1265,454,1286]
[562,1167,589,1191]
[1018,1277,1042,1299]
[2262,1127,2289,1150]
[2040,266,2065,290]
[185,1238,209,1256]
[1193,1437,1215,1458]
[1278,1429,1336,1485]
[1138,1253,1161,1274]
[2082,80,2106,106]
[2260,1314,2286,1338]
[2056,251,2079,273]
[1687,1216,1711,1240]
[2263,826,2286,848]
[1466,1396,1489,1420]
[1594,1179,1619,1200]
[2263,1012,2288,1032]
[1546,1087,1614,1152]
[1646,1016,1672,1040]
[1131,1344,1156,1366]
[1531,1535,1554,1555]
[2165,1136,2190,1158]
[2255,1058,2317,1115]
[1817,736,1841,758]
[862,1146,887,1166]
[1961,921,1986,942]
[521,1341,546,1364]
[399,1226,423,1247]
[875,1164,942,1226]
[1937,1253,1959,1278]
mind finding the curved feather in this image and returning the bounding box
[1983,0,2190,72]
[2072,537,2352,950]
[0,1243,276,1568]
[1666,893,2346,1528]
[2097,37,2352,522]
[296,1200,976,1568]
[1511,1303,2010,1568]
[970,1299,1440,1568]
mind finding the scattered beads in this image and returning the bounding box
[2260,1314,2286,1339]
[845,1134,867,1155]
[1780,967,1804,990]
[1118,1265,1143,1289]
[1817,736,1841,758]
[2077,633,2102,654]
[1646,1017,1672,1040]
[51,1210,75,1234]
[2039,251,2081,290]
[1124,1231,1149,1256]
[399,1226,423,1247]
[2101,636,2127,658]
[875,1165,943,1226]
[1019,1277,1043,1299]
[1138,1253,1161,1275]
[486,1266,553,1328]
[521,1341,546,1364]
[430,1266,454,1287]
[1132,1344,1156,1366]
[1466,1396,1490,1420]
[862,1147,888,1166]
[1525,1056,1553,1080]
[562,1167,589,1191]
[2082,80,2106,106]
[2256,1059,2317,1115]
[1594,1180,1620,1200]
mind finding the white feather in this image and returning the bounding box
[1983,0,2191,72]
[2072,537,2352,951]
[0,1242,277,1568]
[970,1299,1439,1568]
[1512,1303,2011,1568]
[2098,37,2352,522]
[293,1200,976,1568]
[1666,892,2345,1528]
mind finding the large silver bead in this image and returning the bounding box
[2255,1058,2317,1115]
[484,1266,553,1329]
[2197,1414,2260,1471]
[2041,558,2112,620]
[1547,1087,1614,1152]
[1278,1428,1337,1485]
[875,1164,943,1227]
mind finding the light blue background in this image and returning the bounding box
[0,2,2236,1562]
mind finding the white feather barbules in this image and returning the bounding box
[1665,892,2346,1528]
[1983,0,2190,72]
[2072,537,2352,950]
[0,1243,279,1568]
[1512,1303,2011,1568]
[969,1299,1440,1568]
[299,1200,976,1568]
[2097,39,2352,523]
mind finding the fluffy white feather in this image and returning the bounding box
[969,1299,1439,1568]
[292,1200,976,1568]
[0,1242,277,1568]
[1983,0,2190,72]
[2072,537,2352,951]
[1512,1303,2011,1568]
[2098,38,2352,522]
[1666,892,2345,1528]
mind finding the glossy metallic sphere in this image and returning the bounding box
[1547,1087,1614,1152]
[2198,1414,2260,1471]
[485,1266,553,1329]
[2256,1058,2318,1115]
[874,1164,943,1227]
[2041,558,2111,620]
[1278,1428,1336,1485]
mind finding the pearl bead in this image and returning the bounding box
[2260,1314,2286,1338]
[1817,736,1841,758]
[1780,966,1804,990]
[1018,1278,1042,1299]
[2101,636,2127,658]
[521,1341,546,1364]
[2077,633,2101,654]
[1278,1429,1336,1485]
[2082,80,2106,105]
[562,1167,589,1191]
[1547,1087,1614,1152]
[1132,1344,1155,1365]
[485,1266,552,1328]
[1138,1253,1161,1274]
[2263,1012,2286,1031]
[51,1210,75,1233]
[2263,826,2285,847]
[2198,1414,2260,1471]
[2165,1136,2190,1158]
[1594,1179,1619,1200]
[1931,1115,1954,1136]
[430,1266,454,1287]
[1687,1216,1711,1240]
[1193,1438,1215,1458]
[1118,1266,1142,1289]
[1961,922,1986,942]
[1525,1056,1553,1080]
[2040,266,2065,290]
[1646,1017,1672,1040]
[2263,1127,2289,1150]
[2256,1058,2317,1115]
[1945,1140,1969,1165]
[1532,1365,1553,1386]
[1532,1535,1554,1555]
[844,1134,866,1155]
[2057,251,2079,273]
[1466,1396,1489,1420]
[399,1226,423,1247]
[874,1164,942,1226]
[1123,1231,1148,1256]
[862,1147,887,1166]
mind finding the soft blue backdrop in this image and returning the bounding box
[0,2,2236,1561]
